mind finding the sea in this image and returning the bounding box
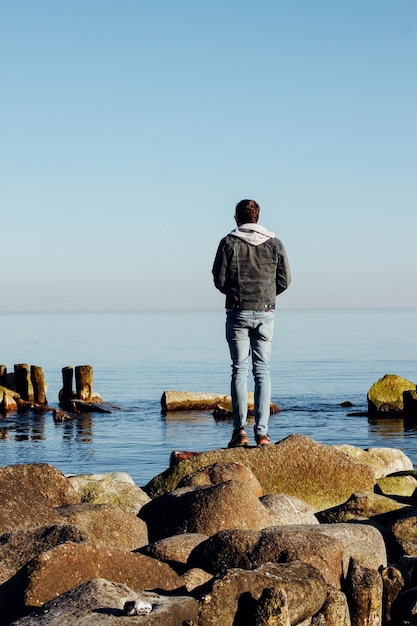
[0,309,416,488]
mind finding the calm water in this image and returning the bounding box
[0,309,416,487]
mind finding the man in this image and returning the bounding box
[212,199,291,447]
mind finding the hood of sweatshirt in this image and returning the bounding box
[229,223,275,246]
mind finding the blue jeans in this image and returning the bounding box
[226,310,274,436]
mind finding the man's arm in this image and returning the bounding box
[212,238,229,294]
[276,242,291,296]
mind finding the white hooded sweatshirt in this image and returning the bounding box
[229,223,275,246]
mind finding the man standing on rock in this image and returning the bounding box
[212,199,291,448]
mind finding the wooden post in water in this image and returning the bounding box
[14,363,34,401]
[59,366,74,407]
[75,365,93,401]
[30,365,47,405]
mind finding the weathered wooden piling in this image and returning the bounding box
[59,366,75,406]
[30,366,47,405]
[14,364,34,402]
[75,365,93,402]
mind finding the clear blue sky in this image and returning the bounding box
[2,1,416,312]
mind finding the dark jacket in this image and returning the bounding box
[212,223,291,310]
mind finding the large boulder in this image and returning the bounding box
[1,464,80,507]
[0,525,89,584]
[177,461,263,497]
[306,522,387,578]
[56,503,148,551]
[389,513,417,557]
[367,374,416,415]
[139,480,272,542]
[7,578,199,626]
[259,493,318,525]
[376,474,417,498]
[68,472,150,514]
[0,471,62,536]
[0,543,182,624]
[188,526,344,589]
[335,444,413,479]
[316,491,414,525]
[196,561,328,626]
[139,533,208,572]
[145,434,375,512]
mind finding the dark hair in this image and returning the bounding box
[235,199,260,224]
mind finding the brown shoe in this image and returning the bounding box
[228,428,249,448]
[255,433,271,446]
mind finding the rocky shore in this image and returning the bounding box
[2,433,417,624]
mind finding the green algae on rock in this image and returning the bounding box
[367,374,416,415]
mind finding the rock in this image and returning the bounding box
[197,561,328,626]
[0,524,89,585]
[390,513,417,557]
[139,480,272,542]
[177,461,263,497]
[0,387,18,412]
[180,568,213,592]
[188,526,344,589]
[170,450,202,466]
[56,502,148,551]
[306,523,387,578]
[316,491,414,525]
[68,472,150,514]
[161,389,278,414]
[145,434,375,512]
[404,389,417,418]
[335,444,413,479]
[161,390,235,412]
[0,542,182,624]
[318,586,351,626]
[1,463,80,507]
[0,471,63,536]
[260,493,319,525]
[139,533,208,571]
[254,587,290,626]
[367,374,416,415]
[345,560,383,626]
[381,565,404,624]
[7,578,199,626]
[376,474,417,498]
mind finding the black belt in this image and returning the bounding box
[228,304,275,310]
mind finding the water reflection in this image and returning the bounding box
[368,416,417,440]
[57,415,94,444]
[0,413,47,442]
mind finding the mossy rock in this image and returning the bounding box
[367,374,416,415]
[376,475,417,499]
[144,434,375,513]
